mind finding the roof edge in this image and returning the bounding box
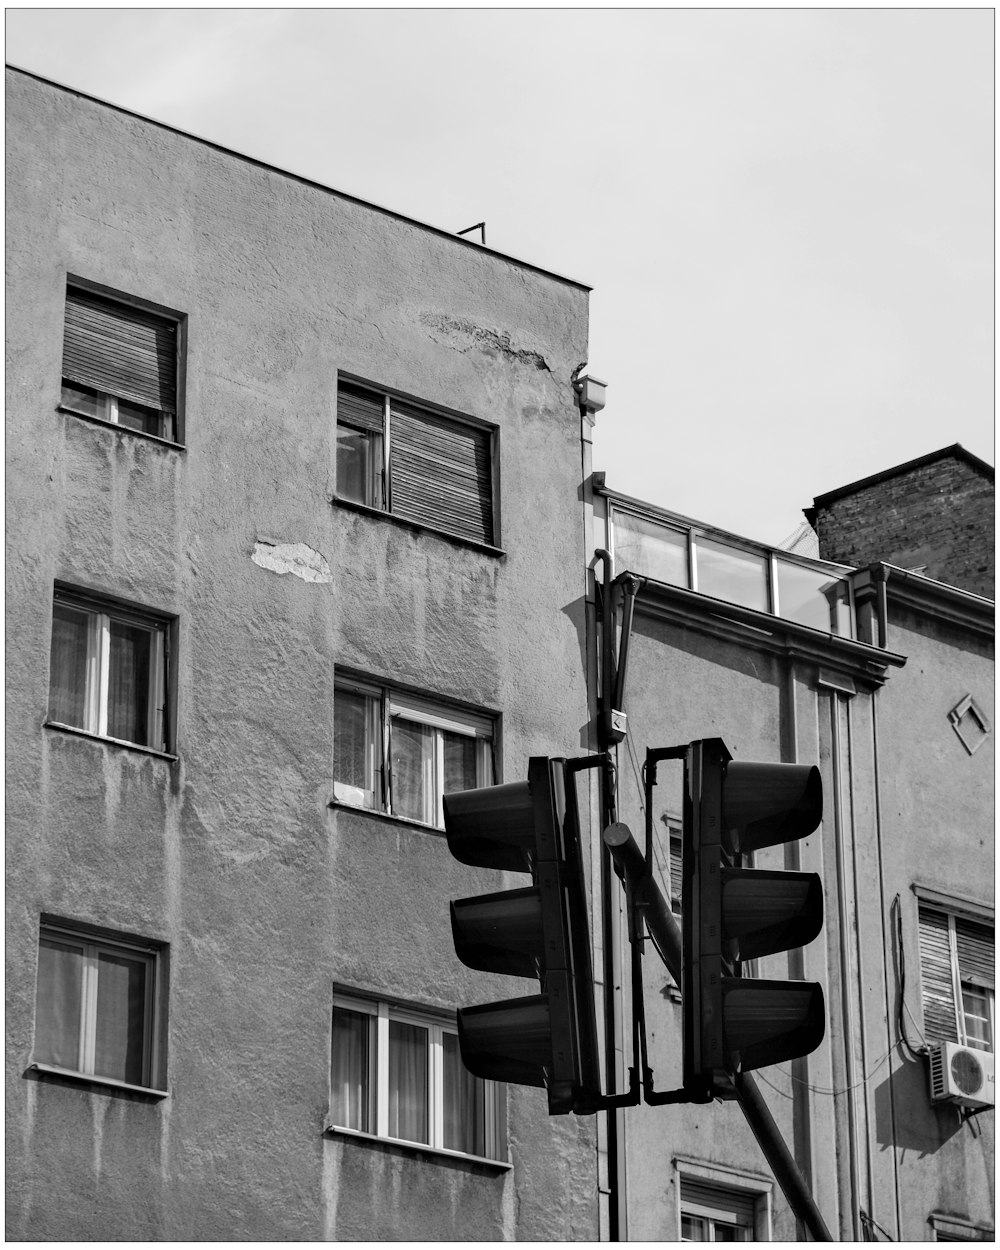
[5,63,592,294]
[810,443,994,510]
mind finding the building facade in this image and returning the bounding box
[590,461,994,1240]
[5,65,602,1241]
[6,64,994,1243]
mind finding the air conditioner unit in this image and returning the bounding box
[928,1042,995,1110]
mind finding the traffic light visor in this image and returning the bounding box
[723,979,826,1071]
[721,869,823,961]
[722,762,822,854]
[457,995,551,1086]
[443,781,536,872]
[450,888,544,979]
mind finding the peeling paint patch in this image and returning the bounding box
[251,540,332,584]
[420,313,551,371]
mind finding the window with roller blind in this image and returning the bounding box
[60,281,184,443]
[31,920,167,1094]
[335,377,497,547]
[917,902,994,1052]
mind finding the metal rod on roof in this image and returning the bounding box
[457,222,486,245]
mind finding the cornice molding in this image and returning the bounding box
[629,578,906,689]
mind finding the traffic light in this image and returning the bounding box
[443,757,602,1115]
[682,738,825,1094]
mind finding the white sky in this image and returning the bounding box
[6,7,994,546]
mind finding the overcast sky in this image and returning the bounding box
[6,8,993,545]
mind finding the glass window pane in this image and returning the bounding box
[961,986,993,1050]
[337,425,378,506]
[334,690,377,807]
[60,382,99,418]
[94,951,149,1085]
[696,538,768,612]
[442,1031,487,1156]
[49,603,91,729]
[35,938,84,1070]
[443,731,477,798]
[107,619,154,746]
[117,398,165,438]
[391,718,434,823]
[681,1214,706,1241]
[388,1019,428,1144]
[331,1007,373,1131]
[776,560,847,634]
[613,511,688,586]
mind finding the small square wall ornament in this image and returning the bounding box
[948,694,991,755]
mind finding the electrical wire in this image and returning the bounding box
[754,1040,897,1100]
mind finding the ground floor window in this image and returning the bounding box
[329,993,505,1162]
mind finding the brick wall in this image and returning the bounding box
[813,455,994,597]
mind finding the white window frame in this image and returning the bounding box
[333,677,494,829]
[48,588,169,753]
[675,1158,771,1242]
[33,921,164,1094]
[329,993,507,1164]
[929,906,994,1051]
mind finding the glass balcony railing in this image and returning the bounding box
[611,506,854,638]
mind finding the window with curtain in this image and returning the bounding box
[329,995,504,1161]
[918,903,994,1051]
[61,284,182,442]
[33,922,162,1090]
[333,678,494,828]
[47,587,170,753]
[335,378,496,547]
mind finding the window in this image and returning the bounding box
[334,678,494,828]
[33,921,164,1091]
[918,903,994,1051]
[336,378,496,546]
[47,586,171,753]
[678,1173,768,1241]
[609,505,854,638]
[329,994,505,1162]
[658,812,683,915]
[61,284,182,442]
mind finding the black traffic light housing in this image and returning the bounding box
[683,738,826,1094]
[444,757,602,1115]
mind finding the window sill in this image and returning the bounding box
[27,1062,168,1099]
[323,1123,511,1171]
[331,496,505,558]
[57,406,185,450]
[328,798,446,837]
[44,721,178,761]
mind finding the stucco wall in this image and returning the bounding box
[871,606,994,1241]
[6,67,598,1241]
